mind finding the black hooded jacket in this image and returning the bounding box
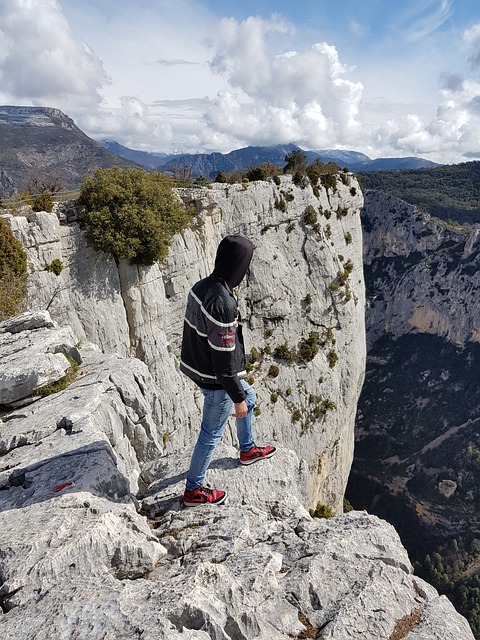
[179,236,254,403]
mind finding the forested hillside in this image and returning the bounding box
[358,161,480,224]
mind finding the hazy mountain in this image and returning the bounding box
[352,156,439,171]
[0,105,440,195]
[101,140,437,177]
[0,106,136,197]
[100,139,176,169]
[157,145,438,177]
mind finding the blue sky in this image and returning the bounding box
[1,0,480,163]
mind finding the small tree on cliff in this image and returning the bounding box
[78,167,190,266]
[0,218,28,320]
[284,150,307,174]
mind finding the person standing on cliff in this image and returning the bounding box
[179,235,277,506]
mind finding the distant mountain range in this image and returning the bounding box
[100,140,440,177]
[0,104,443,199]
[0,106,135,197]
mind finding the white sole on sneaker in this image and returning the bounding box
[183,494,227,507]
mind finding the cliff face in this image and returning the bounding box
[6,175,366,512]
[348,190,480,572]
[362,190,480,348]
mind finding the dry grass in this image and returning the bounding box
[389,608,423,640]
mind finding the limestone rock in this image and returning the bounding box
[0,317,473,638]
[4,175,366,512]
[0,311,79,406]
[1,180,473,639]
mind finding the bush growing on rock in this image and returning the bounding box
[78,167,190,265]
[0,218,28,320]
[32,191,53,213]
[245,166,268,182]
[45,258,63,276]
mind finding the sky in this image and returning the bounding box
[1,1,480,164]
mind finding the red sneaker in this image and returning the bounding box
[183,485,226,507]
[240,444,277,466]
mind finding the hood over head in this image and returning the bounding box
[211,235,254,289]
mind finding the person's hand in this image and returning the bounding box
[232,401,248,418]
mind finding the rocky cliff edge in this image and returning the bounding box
[0,311,473,639]
[0,175,474,638]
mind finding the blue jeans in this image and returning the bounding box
[185,380,256,491]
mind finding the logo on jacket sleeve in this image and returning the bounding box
[219,328,236,348]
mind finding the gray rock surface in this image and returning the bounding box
[0,317,473,639]
[3,174,366,512]
[0,311,79,406]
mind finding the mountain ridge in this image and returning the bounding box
[100,139,439,176]
[0,106,136,198]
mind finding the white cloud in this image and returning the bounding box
[401,0,453,44]
[205,16,364,149]
[349,20,368,38]
[464,22,480,69]
[463,22,480,45]
[0,0,107,109]
[2,1,480,163]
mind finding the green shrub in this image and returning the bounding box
[274,197,286,212]
[273,175,281,186]
[280,189,295,202]
[78,167,189,266]
[310,503,335,518]
[284,150,307,173]
[0,218,28,320]
[299,331,319,362]
[345,231,353,245]
[306,161,323,185]
[270,392,278,403]
[274,342,297,362]
[250,346,260,363]
[293,171,309,188]
[304,205,318,226]
[309,395,337,419]
[214,172,227,183]
[245,166,268,182]
[327,349,338,368]
[291,408,302,422]
[45,258,63,276]
[32,191,53,213]
[268,364,280,378]
[321,174,337,192]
